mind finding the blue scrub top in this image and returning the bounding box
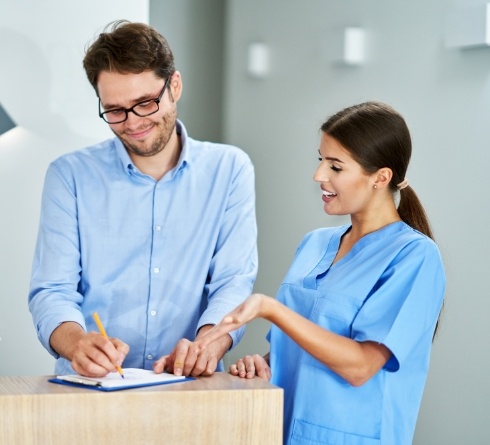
[269,222,445,445]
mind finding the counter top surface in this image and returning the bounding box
[0,371,279,396]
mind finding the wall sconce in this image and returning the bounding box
[247,42,270,78]
[0,103,16,136]
[445,3,490,48]
[343,27,366,65]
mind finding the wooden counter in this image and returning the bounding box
[0,372,283,445]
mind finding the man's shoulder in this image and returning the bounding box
[186,137,251,165]
[51,138,117,167]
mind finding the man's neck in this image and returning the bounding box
[129,130,181,181]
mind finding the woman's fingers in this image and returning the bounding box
[229,354,271,380]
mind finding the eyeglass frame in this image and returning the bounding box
[98,76,172,124]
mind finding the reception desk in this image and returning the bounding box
[0,372,283,445]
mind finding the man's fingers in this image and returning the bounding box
[87,342,118,372]
[112,337,130,357]
[190,353,217,377]
[72,350,113,377]
[72,332,122,376]
[153,355,170,374]
[172,340,193,376]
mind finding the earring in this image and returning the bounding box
[373,185,377,189]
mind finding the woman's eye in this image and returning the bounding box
[330,165,342,172]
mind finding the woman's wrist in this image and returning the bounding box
[259,294,278,322]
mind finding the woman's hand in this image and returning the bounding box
[230,353,271,380]
[194,293,274,351]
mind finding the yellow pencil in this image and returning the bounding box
[92,312,125,379]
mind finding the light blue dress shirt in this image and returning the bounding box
[29,120,258,375]
[268,222,445,445]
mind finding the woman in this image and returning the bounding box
[196,101,445,444]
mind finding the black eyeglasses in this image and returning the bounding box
[98,76,171,124]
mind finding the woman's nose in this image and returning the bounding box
[313,164,329,183]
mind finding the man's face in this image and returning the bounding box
[97,70,179,159]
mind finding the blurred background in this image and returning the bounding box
[1,1,490,443]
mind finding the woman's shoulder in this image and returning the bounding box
[394,223,440,252]
[386,223,444,273]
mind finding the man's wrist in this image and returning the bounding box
[49,321,85,361]
[197,324,233,354]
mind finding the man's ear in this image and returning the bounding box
[168,70,183,102]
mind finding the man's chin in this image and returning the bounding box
[122,136,167,158]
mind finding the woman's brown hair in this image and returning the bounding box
[321,101,434,240]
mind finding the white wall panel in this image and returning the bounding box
[0,0,149,376]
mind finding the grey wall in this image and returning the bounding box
[221,1,490,444]
[150,0,226,142]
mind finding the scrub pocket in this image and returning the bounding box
[308,291,360,338]
[290,418,380,445]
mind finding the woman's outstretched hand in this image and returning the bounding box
[195,293,273,355]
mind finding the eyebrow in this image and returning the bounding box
[101,92,155,111]
[318,150,344,163]
[326,157,344,163]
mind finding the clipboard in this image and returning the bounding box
[49,368,194,392]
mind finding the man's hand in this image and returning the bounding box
[153,325,232,377]
[50,321,129,377]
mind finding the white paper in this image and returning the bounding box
[57,368,186,388]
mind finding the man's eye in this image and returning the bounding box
[108,109,125,116]
[136,100,152,108]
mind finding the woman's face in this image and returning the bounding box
[313,133,375,216]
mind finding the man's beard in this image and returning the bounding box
[116,107,177,158]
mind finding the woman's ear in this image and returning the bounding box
[373,167,393,189]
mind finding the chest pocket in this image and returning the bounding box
[299,290,363,369]
[312,290,362,335]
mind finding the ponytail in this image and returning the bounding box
[397,186,434,241]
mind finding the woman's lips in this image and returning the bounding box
[322,189,337,202]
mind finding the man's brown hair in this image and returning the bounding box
[83,20,175,95]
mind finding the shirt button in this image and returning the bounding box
[153,267,160,273]
[155,225,161,231]
[147,354,153,360]
[150,310,156,316]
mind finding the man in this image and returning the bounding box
[28,20,257,378]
